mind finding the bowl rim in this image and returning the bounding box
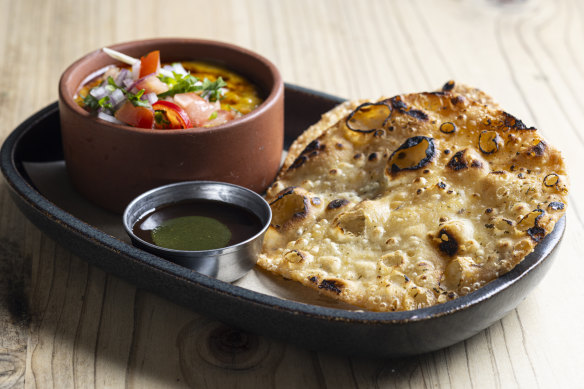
[122,180,272,255]
[58,37,283,135]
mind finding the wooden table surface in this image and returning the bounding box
[1,0,583,387]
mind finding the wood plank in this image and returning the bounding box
[0,0,582,388]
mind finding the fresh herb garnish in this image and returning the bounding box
[83,94,113,111]
[84,76,150,112]
[200,77,227,102]
[126,89,151,108]
[158,72,227,101]
[107,76,119,88]
[208,111,218,120]
[157,73,200,98]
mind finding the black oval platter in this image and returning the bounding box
[0,83,566,358]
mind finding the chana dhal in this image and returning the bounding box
[259,81,568,312]
[76,50,263,129]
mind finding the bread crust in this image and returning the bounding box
[260,81,568,312]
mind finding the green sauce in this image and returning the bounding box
[152,216,231,251]
[133,199,262,252]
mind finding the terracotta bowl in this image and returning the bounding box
[59,38,284,213]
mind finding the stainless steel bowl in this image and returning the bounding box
[123,181,271,282]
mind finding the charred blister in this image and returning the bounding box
[288,139,326,170]
[318,279,345,294]
[447,150,468,171]
[438,229,458,256]
[517,209,546,242]
[442,80,455,92]
[500,112,536,131]
[527,140,546,157]
[269,187,309,230]
[450,95,465,105]
[548,201,565,211]
[345,102,392,133]
[440,122,457,134]
[478,130,502,154]
[388,136,435,174]
[527,226,546,242]
[327,198,349,210]
[543,173,560,187]
[387,96,429,121]
[447,150,486,173]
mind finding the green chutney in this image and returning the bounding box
[133,199,262,251]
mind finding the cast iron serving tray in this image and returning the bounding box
[0,84,566,357]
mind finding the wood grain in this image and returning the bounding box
[1,0,583,388]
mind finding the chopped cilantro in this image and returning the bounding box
[126,89,151,108]
[158,72,226,102]
[83,94,112,111]
[84,76,150,112]
[99,96,113,110]
[107,76,119,88]
[200,77,227,102]
[83,94,100,111]
[157,73,200,98]
[208,111,218,120]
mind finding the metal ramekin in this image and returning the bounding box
[123,181,271,282]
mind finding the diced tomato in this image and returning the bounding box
[134,74,169,95]
[173,93,220,127]
[139,50,160,78]
[152,101,192,129]
[205,110,236,127]
[114,101,154,128]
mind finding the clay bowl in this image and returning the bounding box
[59,38,284,213]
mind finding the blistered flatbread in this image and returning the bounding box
[259,81,568,312]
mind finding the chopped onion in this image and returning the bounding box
[159,68,174,78]
[98,111,124,125]
[110,88,125,105]
[89,86,107,100]
[171,63,188,75]
[145,92,158,105]
[115,69,130,86]
[132,61,141,80]
[123,78,134,89]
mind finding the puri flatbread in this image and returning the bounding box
[259,81,568,312]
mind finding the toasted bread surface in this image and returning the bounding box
[259,81,568,312]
